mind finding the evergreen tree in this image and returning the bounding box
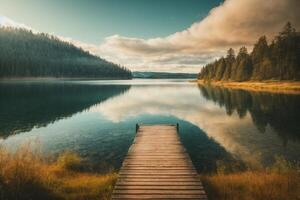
[198,22,300,81]
[0,27,132,79]
[279,22,296,37]
[251,36,271,80]
[233,47,252,81]
[222,48,235,80]
[271,22,299,79]
[215,57,226,80]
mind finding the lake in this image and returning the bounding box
[0,79,299,173]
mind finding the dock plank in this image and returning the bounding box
[111,124,206,199]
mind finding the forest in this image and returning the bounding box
[0,27,132,79]
[198,22,300,81]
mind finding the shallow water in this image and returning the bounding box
[0,79,299,172]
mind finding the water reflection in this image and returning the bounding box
[0,81,130,137]
[177,122,243,173]
[90,83,300,167]
[198,85,300,143]
[1,80,300,172]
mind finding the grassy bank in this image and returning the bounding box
[202,171,300,200]
[1,145,299,200]
[0,145,117,200]
[197,80,300,94]
[201,157,300,200]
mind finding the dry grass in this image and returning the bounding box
[201,157,300,200]
[53,172,117,200]
[0,145,117,200]
[202,171,300,200]
[1,144,299,200]
[197,80,300,94]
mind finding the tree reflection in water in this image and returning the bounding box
[198,84,300,145]
[0,81,130,137]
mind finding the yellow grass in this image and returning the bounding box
[1,144,299,200]
[197,80,300,94]
[53,173,117,200]
[201,157,300,200]
[0,145,117,200]
[202,171,300,200]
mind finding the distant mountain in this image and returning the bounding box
[133,71,197,79]
[0,27,132,79]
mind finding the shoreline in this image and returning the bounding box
[0,77,132,81]
[196,80,300,94]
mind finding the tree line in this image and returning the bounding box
[0,27,132,79]
[198,22,300,81]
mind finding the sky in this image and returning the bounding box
[0,0,299,72]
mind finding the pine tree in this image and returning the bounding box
[0,27,132,79]
[215,57,226,80]
[234,47,252,81]
[251,36,270,80]
[198,22,300,81]
[222,48,235,80]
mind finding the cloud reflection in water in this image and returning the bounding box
[90,83,300,167]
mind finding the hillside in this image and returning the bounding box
[198,22,300,81]
[0,27,132,79]
[133,71,197,79]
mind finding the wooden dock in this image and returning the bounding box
[112,124,207,199]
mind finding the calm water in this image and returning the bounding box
[0,79,300,173]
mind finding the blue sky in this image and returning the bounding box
[0,0,298,72]
[0,0,221,43]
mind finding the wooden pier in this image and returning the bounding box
[112,124,207,199]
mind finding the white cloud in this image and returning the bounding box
[98,0,300,72]
[1,0,300,72]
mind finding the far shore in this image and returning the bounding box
[0,77,132,81]
[195,80,300,94]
